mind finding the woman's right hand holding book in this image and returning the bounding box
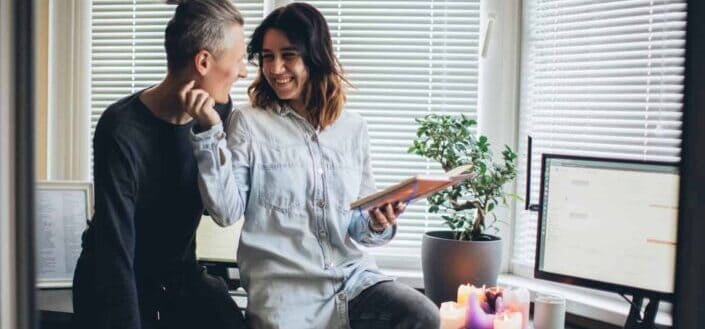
[368,201,407,233]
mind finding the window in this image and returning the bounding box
[512,0,687,276]
[90,0,264,144]
[90,0,482,275]
[305,0,481,273]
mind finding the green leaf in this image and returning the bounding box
[410,114,518,236]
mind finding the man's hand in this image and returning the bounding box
[179,80,221,130]
[368,202,407,233]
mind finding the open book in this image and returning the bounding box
[350,164,475,211]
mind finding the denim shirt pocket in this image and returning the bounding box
[325,161,362,217]
[252,135,310,207]
[256,159,309,215]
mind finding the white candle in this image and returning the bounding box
[493,312,522,329]
[503,287,530,329]
[457,284,484,306]
[439,301,466,329]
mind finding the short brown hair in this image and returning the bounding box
[164,0,244,72]
[247,3,349,130]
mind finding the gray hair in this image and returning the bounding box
[164,0,244,72]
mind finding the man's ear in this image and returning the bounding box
[193,49,212,77]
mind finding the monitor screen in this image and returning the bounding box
[36,181,93,288]
[535,155,679,298]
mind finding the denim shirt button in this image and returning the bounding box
[311,134,318,142]
[317,200,326,208]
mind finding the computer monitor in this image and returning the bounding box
[36,181,93,288]
[535,154,679,327]
[196,215,243,288]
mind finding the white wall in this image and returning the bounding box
[477,0,522,273]
[0,0,17,328]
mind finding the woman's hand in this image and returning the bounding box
[179,80,221,130]
[368,202,407,233]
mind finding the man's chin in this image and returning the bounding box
[212,91,231,104]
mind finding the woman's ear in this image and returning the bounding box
[193,49,212,77]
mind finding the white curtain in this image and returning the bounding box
[47,0,92,180]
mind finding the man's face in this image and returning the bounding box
[199,23,248,103]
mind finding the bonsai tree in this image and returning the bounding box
[408,114,518,241]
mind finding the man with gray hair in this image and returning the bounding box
[72,1,249,328]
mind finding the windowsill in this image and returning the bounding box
[499,274,672,328]
[384,270,673,328]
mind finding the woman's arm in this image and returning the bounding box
[348,121,398,246]
[191,110,251,227]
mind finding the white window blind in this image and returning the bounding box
[512,0,686,275]
[90,0,264,144]
[91,0,481,274]
[303,0,480,272]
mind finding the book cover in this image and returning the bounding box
[350,164,474,211]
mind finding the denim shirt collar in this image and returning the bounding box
[272,102,293,117]
[273,102,322,133]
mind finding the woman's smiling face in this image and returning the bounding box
[261,28,310,110]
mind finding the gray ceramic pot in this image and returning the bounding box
[421,230,502,306]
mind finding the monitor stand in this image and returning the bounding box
[623,294,659,329]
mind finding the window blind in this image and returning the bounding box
[303,0,480,272]
[91,0,264,146]
[91,0,481,274]
[512,0,686,275]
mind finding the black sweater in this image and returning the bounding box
[73,91,230,328]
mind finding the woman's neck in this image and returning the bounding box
[289,99,317,127]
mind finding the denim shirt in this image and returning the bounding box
[190,103,396,329]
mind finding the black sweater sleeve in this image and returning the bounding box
[92,126,141,328]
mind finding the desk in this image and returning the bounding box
[37,288,249,329]
[38,289,72,329]
[38,289,592,329]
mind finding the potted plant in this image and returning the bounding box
[408,114,518,305]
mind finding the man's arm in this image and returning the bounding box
[91,129,141,328]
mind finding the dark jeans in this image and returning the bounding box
[154,268,247,329]
[73,256,247,329]
[348,281,440,329]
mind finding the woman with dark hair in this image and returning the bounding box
[187,3,440,329]
[72,1,249,328]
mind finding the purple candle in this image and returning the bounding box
[465,292,496,329]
